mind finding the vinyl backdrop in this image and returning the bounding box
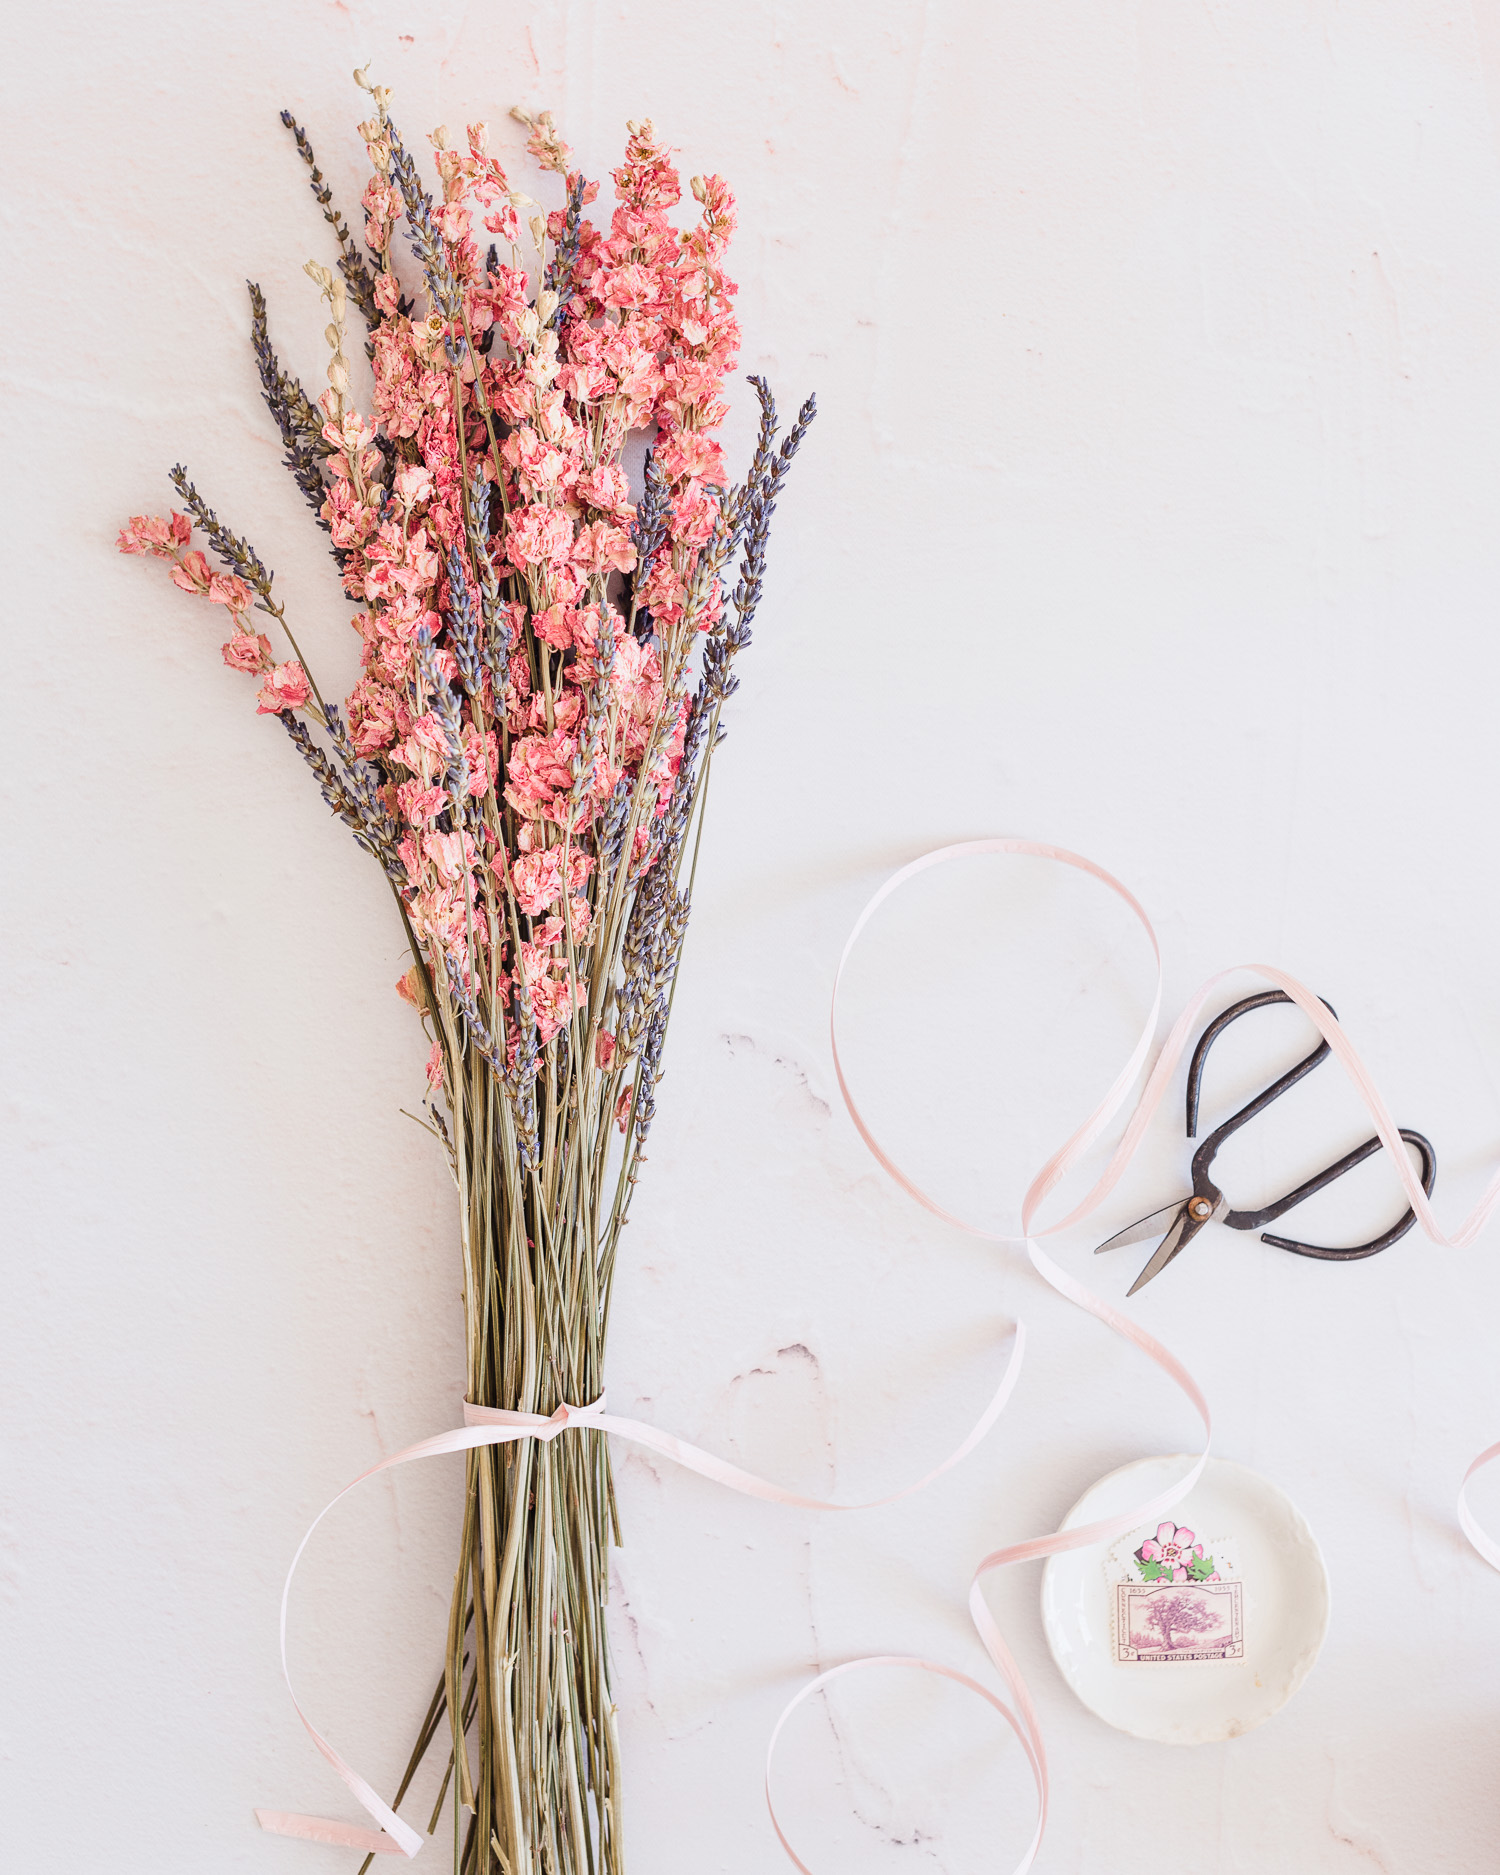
[8,2,1500,1870]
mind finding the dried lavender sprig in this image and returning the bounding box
[636,381,818,1117]
[631,1006,668,1146]
[385,115,466,334]
[566,609,617,811]
[673,712,707,810]
[731,387,817,634]
[247,281,327,450]
[457,477,513,677]
[442,960,540,1168]
[279,110,382,331]
[740,374,783,516]
[620,385,815,1091]
[699,387,818,720]
[416,627,472,804]
[444,960,510,1080]
[506,982,542,1170]
[593,776,633,908]
[688,378,782,720]
[444,546,485,701]
[280,711,406,882]
[168,465,273,598]
[652,747,699,881]
[542,172,588,329]
[616,880,689,1059]
[627,452,670,633]
[321,700,400,846]
[698,375,781,605]
[616,787,691,1032]
[479,604,512,697]
[247,282,334,536]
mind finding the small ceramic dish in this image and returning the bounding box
[1039,1454,1330,1744]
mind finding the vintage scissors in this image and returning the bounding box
[1096,990,1436,1295]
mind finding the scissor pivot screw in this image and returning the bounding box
[1188,1197,1214,1221]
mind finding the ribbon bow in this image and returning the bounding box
[465,1397,611,1441]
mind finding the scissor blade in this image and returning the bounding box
[1127,1205,1208,1296]
[1095,1199,1192,1255]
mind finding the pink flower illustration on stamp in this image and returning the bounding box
[1135,1522,1219,1583]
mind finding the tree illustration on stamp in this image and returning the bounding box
[1143,1592,1223,1652]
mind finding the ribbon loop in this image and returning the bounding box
[1459,1443,1500,1571]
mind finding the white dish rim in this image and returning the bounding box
[1039,1452,1332,1745]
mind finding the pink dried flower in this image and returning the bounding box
[423,829,478,887]
[528,969,587,1045]
[255,662,312,715]
[117,512,192,557]
[461,724,499,797]
[505,730,578,820]
[221,629,272,674]
[511,845,594,917]
[207,572,254,611]
[514,107,573,179]
[396,781,447,825]
[571,521,636,577]
[532,602,573,650]
[170,549,213,595]
[655,428,726,489]
[507,504,575,570]
[348,675,399,753]
[393,464,434,507]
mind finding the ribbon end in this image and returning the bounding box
[255,1809,417,1856]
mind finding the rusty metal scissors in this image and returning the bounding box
[1096,990,1436,1295]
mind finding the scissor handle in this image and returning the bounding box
[1254,1129,1437,1260]
[1186,992,1437,1259]
[1187,990,1338,1176]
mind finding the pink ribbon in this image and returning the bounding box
[258,1357,1027,1852]
[261,837,1500,1866]
[763,841,1208,1872]
[1459,1444,1500,1570]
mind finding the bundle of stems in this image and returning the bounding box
[122,73,811,1875]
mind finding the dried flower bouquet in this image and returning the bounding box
[121,72,811,1875]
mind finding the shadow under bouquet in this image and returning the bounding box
[121,72,811,1875]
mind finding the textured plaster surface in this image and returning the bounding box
[8,2,1500,1870]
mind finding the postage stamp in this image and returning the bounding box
[1105,1516,1244,1665]
[1113,1579,1244,1664]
